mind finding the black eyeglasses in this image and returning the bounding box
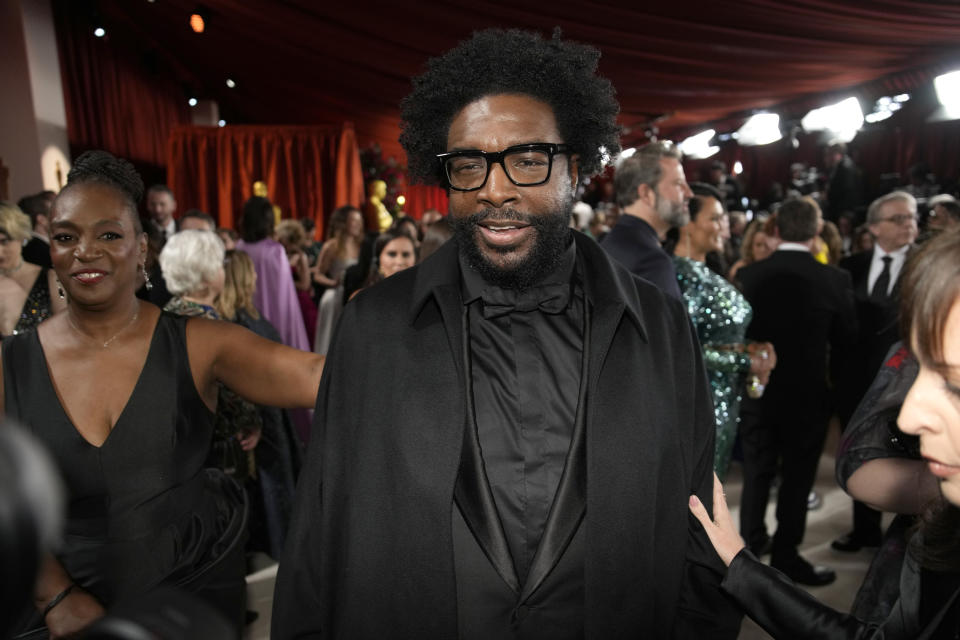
[437,143,573,192]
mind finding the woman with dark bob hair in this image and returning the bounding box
[690,228,960,637]
[1,151,323,637]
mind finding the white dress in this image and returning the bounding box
[313,255,357,355]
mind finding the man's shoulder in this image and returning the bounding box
[839,250,870,273]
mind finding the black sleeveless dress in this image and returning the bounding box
[3,312,247,632]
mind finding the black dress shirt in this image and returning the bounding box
[599,214,682,299]
[460,242,583,581]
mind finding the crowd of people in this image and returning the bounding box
[4,25,960,640]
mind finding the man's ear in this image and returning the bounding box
[638,183,656,208]
[568,154,581,192]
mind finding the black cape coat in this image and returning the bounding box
[272,232,741,639]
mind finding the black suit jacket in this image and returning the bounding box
[273,232,740,639]
[838,248,909,420]
[738,250,856,421]
[599,214,682,300]
[21,237,51,268]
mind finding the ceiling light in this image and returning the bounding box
[865,111,893,124]
[226,78,236,88]
[94,27,106,37]
[733,161,743,176]
[893,93,910,103]
[935,70,960,119]
[801,97,863,143]
[678,129,719,159]
[736,113,782,146]
[217,119,226,127]
[190,13,205,33]
[188,97,198,107]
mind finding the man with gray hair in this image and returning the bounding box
[599,142,692,299]
[833,190,918,553]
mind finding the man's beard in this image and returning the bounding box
[656,192,689,228]
[452,204,573,291]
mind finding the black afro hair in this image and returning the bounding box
[400,28,621,186]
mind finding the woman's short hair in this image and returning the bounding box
[159,230,225,296]
[240,196,275,242]
[276,219,306,247]
[217,249,259,321]
[901,228,960,371]
[0,203,32,242]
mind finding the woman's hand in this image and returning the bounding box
[238,425,262,451]
[689,472,745,567]
[747,342,776,379]
[45,587,105,639]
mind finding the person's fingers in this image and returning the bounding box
[712,473,731,521]
[688,495,714,530]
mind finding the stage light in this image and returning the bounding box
[865,111,893,124]
[893,94,910,103]
[733,161,743,176]
[678,129,719,159]
[226,79,236,88]
[190,13,205,33]
[396,195,406,207]
[735,113,782,146]
[188,98,198,107]
[217,119,226,127]
[935,70,960,119]
[801,97,863,142]
[94,27,106,37]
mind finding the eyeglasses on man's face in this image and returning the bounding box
[437,143,573,192]
[878,213,918,226]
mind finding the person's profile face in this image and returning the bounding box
[686,197,724,255]
[899,299,960,507]
[653,158,692,228]
[445,94,577,286]
[0,231,22,271]
[49,183,146,305]
[752,231,773,261]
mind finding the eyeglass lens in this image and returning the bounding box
[446,149,552,190]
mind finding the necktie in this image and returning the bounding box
[870,256,892,301]
[480,283,570,319]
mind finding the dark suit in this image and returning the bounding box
[599,214,682,299]
[838,247,910,540]
[273,233,740,639]
[737,249,856,559]
[21,236,51,268]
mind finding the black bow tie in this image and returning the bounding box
[480,283,570,319]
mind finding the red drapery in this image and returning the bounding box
[53,0,190,185]
[167,125,365,239]
[404,184,449,219]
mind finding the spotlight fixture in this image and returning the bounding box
[226,78,236,88]
[190,13,205,33]
[935,70,960,119]
[188,97,198,107]
[396,195,406,207]
[801,97,863,143]
[735,113,782,146]
[678,129,719,159]
[94,27,106,37]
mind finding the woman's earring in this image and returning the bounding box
[56,278,65,300]
[140,263,153,290]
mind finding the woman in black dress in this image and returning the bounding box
[1,151,323,638]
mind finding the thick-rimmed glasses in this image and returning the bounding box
[437,143,573,192]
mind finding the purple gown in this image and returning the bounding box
[237,238,310,352]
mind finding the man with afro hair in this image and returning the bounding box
[274,28,741,639]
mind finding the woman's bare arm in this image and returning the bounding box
[187,318,324,410]
[34,554,105,638]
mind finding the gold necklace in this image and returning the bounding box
[67,310,139,348]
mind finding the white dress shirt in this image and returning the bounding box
[867,244,910,296]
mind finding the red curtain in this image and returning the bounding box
[53,0,190,184]
[404,184,449,219]
[167,125,364,239]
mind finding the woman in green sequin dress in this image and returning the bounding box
[673,186,775,480]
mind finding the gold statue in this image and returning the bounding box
[252,180,283,227]
[363,180,393,232]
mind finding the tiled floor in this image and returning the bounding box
[246,427,882,639]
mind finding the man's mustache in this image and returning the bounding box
[460,208,551,226]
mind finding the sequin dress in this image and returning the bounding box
[674,256,753,480]
[12,268,53,335]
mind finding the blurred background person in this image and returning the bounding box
[351,228,416,299]
[728,218,774,281]
[312,205,364,354]
[17,191,55,268]
[418,217,452,262]
[276,220,317,347]
[0,202,64,337]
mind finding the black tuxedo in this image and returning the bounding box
[21,236,51,268]
[273,232,740,639]
[737,249,856,558]
[837,246,911,540]
[599,214,682,300]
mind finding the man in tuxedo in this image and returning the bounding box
[16,191,54,268]
[832,191,918,552]
[599,142,692,299]
[738,197,857,586]
[145,184,177,242]
[273,29,740,639]
[823,142,864,223]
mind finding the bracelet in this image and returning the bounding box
[42,584,76,620]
